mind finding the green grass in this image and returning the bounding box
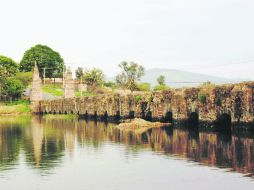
[0,100,31,115]
[42,84,63,97]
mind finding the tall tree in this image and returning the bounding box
[83,68,104,90]
[19,44,64,78]
[116,61,145,92]
[157,75,166,86]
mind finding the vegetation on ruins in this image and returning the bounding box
[198,94,207,104]
[115,61,145,92]
[19,44,64,78]
[135,95,142,103]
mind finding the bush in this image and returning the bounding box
[16,72,33,87]
[154,85,169,91]
[137,83,151,91]
[2,77,24,99]
[135,95,142,103]
[104,81,117,89]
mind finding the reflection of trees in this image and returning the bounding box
[75,120,254,177]
[0,126,22,169]
[0,116,254,177]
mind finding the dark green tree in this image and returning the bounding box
[19,44,64,78]
[116,61,145,92]
[75,67,84,79]
[157,75,166,86]
[2,77,24,99]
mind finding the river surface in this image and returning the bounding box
[0,116,254,190]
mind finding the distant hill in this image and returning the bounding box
[140,68,249,88]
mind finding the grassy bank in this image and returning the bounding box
[42,84,63,97]
[0,100,31,115]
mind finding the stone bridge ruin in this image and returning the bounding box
[35,82,254,129]
[30,63,254,130]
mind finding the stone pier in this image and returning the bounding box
[30,62,42,112]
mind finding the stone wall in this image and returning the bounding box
[36,82,254,124]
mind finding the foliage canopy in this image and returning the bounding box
[116,61,145,92]
[19,44,64,78]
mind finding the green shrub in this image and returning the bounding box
[2,77,24,98]
[198,94,206,104]
[154,85,170,91]
[104,81,117,89]
[135,95,142,103]
[137,82,151,91]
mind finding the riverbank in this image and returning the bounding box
[0,100,31,115]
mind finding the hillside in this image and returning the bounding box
[141,68,248,88]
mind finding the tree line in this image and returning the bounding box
[1,43,171,101]
[0,44,64,101]
[75,61,170,93]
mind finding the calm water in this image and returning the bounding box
[0,116,254,190]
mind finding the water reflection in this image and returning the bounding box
[0,116,254,178]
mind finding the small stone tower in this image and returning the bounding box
[30,62,42,101]
[64,67,75,98]
[30,62,43,112]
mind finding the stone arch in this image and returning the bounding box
[215,113,232,132]
[188,112,199,129]
[129,111,135,119]
[145,111,152,121]
[164,111,173,123]
[93,111,98,119]
[234,94,242,122]
[115,110,121,121]
[103,111,108,121]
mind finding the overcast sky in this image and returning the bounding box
[0,0,254,79]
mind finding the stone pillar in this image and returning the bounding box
[64,68,75,98]
[30,62,43,113]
